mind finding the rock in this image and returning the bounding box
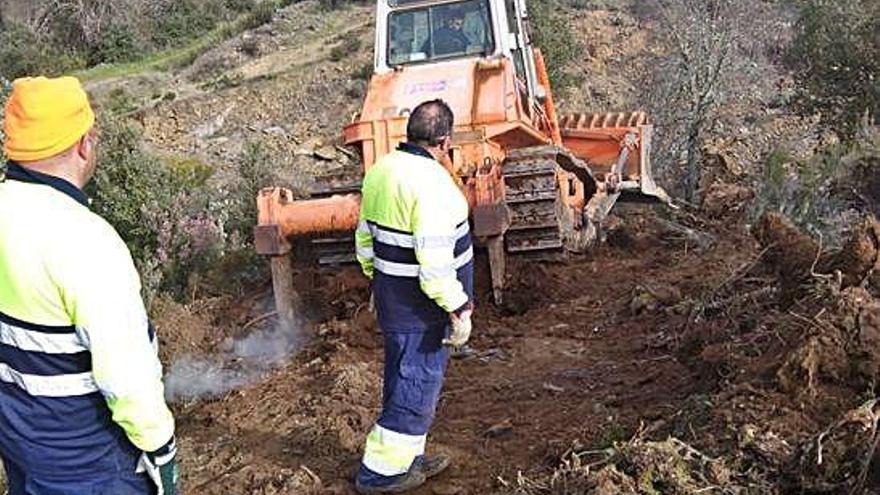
[314,146,339,161]
[262,125,289,138]
[630,284,681,315]
[542,382,565,393]
[192,104,235,139]
[295,138,324,156]
[484,420,513,438]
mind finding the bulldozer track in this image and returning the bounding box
[502,148,564,255]
[307,179,361,266]
[306,146,571,265]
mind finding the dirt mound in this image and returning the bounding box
[177,319,382,494]
[152,297,220,363]
[702,181,754,220]
[777,285,880,395]
[836,215,880,288]
[753,212,821,288]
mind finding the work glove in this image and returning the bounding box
[443,305,473,347]
[137,437,180,495]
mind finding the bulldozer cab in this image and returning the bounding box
[376,0,544,110]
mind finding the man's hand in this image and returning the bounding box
[138,437,180,495]
[443,305,473,347]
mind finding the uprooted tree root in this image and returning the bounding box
[508,212,880,495]
[786,399,880,494]
[507,436,756,495]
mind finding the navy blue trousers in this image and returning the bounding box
[358,324,450,485]
[2,457,156,495]
[378,326,450,435]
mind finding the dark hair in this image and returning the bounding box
[406,99,454,146]
[447,8,465,20]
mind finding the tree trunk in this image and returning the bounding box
[685,126,702,204]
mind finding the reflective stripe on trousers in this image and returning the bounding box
[2,456,156,495]
[361,424,427,477]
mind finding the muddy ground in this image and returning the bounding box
[2,1,876,493]
[158,206,880,494]
[168,206,744,494]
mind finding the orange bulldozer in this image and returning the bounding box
[255,0,670,330]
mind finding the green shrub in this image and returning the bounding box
[225,141,278,237]
[330,34,363,62]
[152,1,222,48]
[752,133,880,244]
[787,0,879,139]
[88,24,144,65]
[0,23,85,79]
[529,0,581,91]
[225,0,258,13]
[87,119,173,268]
[88,120,278,301]
[106,88,139,115]
[243,1,277,29]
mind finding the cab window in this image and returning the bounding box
[388,0,494,65]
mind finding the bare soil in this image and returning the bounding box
[147,208,880,494]
[160,209,744,493]
[53,1,880,493]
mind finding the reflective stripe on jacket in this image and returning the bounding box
[356,143,474,331]
[0,162,174,476]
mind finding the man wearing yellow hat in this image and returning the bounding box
[0,76,180,494]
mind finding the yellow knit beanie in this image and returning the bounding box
[4,76,95,162]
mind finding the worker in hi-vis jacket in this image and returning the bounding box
[0,76,179,495]
[354,99,474,494]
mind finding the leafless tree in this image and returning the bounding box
[1,0,163,47]
[644,0,789,203]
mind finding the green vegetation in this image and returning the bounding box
[87,119,277,303]
[0,24,86,80]
[0,79,10,167]
[0,0,291,82]
[753,130,880,243]
[529,0,582,91]
[787,0,879,139]
[330,33,364,62]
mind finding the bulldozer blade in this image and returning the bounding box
[559,111,671,205]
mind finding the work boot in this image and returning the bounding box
[355,468,426,494]
[412,454,450,478]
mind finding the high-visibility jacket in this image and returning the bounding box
[356,143,474,331]
[0,162,174,476]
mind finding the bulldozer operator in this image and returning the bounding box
[423,8,471,57]
[353,99,474,493]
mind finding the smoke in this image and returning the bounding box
[164,322,308,402]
